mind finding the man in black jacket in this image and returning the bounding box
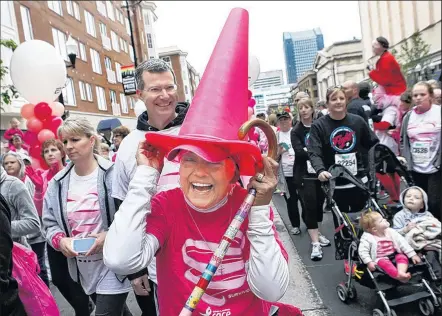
[343,80,370,123]
[0,193,26,316]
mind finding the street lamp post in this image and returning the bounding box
[414,63,422,84]
[59,35,78,120]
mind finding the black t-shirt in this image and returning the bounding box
[291,121,316,185]
[347,98,370,123]
[307,113,378,179]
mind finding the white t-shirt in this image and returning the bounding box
[112,126,182,284]
[278,129,295,177]
[68,167,131,295]
[407,105,441,174]
[375,105,400,155]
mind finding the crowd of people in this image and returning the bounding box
[0,33,441,316]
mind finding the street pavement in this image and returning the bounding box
[273,194,430,316]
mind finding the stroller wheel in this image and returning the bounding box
[419,298,435,315]
[348,284,357,300]
[336,284,349,303]
[372,308,384,316]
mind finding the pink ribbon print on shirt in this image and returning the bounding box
[67,191,101,237]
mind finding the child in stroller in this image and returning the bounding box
[359,211,421,282]
[323,165,441,315]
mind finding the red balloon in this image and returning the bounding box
[38,129,55,144]
[34,102,53,121]
[23,131,38,146]
[26,117,43,133]
[248,90,252,99]
[49,117,63,134]
[29,144,42,159]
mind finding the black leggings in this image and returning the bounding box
[284,177,301,228]
[298,178,325,230]
[30,241,50,287]
[90,292,131,316]
[411,170,441,221]
[331,187,368,260]
[135,279,158,316]
[47,245,91,315]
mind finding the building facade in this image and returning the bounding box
[358,1,441,83]
[158,46,200,103]
[297,70,319,105]
[251,70,284,90]
[252,84,293,115]
[1,0,159,131]
[283,28,324,84]
[314,39,365,101]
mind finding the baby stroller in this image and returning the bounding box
[369,143,415,220]
[323,164,441,316]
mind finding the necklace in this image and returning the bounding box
[184,191,234,275]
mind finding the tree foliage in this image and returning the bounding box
[391,32,431,75]
[0,39,18,108]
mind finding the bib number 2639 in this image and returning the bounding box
[335,153,357,175]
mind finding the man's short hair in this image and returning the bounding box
[135,59,176,91]
[376,36,389,49]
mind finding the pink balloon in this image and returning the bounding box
[248,99,256,108]
[37,129,55,144]
[248,90,252,99]
[247,107,254,120]
[23,131,38,146]
[49,116,63,134]
[50,102,65,117]
[26,117,43,133]
[20,103,35,119]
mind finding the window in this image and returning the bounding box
[20,6,33,41]
[73,2,80,20]
[147,33,153,49]
[66,0,73,15]
[85,10,96,37]
[110,90,117,103]
[99,22,107,36]
[96,1,107,17]
[111,31,119,52]
[48,1,63,16]
[62,78,76,106]
[144,12,150,25]
[78,81,86,100]
[96,86,107,110]
[129,45,134,62]
[120,93,128,113]
[129,97,135,109]
[161,56,171,67]
[79,42,87,61]
[106,2,115,21]
[1,2,13,27]
[52,28,67,60]
[85,83,93,101]
[90,48,102,74]
[115,62,122,82]
[104,57,112,70]
[125,17,131,35]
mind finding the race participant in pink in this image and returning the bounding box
[400,81,441,220]
[104,8,302,316]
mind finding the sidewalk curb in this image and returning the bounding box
[271,201,332,315]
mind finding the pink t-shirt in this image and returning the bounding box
[374,235,395,259]
[67,167,102,237]
[147,186,288,316]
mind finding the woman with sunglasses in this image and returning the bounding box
[307,86,378,274]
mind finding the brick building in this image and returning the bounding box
[158,46,200,103]
[1,0,159,131]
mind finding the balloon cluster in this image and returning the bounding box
[21,102,64,169]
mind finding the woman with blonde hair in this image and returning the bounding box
[43,117,132,315]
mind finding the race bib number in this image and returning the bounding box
[335,152,357,175]
[411,141,431,164]
[307,160,316,174]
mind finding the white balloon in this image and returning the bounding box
[10,40,67,104]
[134,100,146,117]
[248,55,260,87]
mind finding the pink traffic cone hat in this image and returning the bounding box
[146,8,262,175]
